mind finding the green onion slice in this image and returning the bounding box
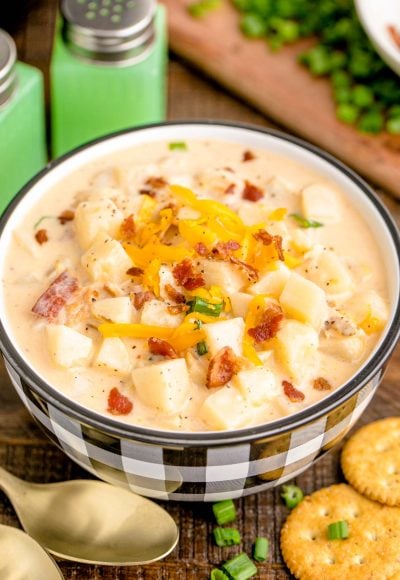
[328,520,349,540]
[212,499,237,525]
[33,215,54,230]
[290,213,323,228]
[253,536,269,562]
[210,570,229,580]
[213,527,241,547]
[168,141,188,151]
[196,341,208,356]
[221,553,257,580]
[281,484,304,509]
[187,0,221,18]
[188,296,224,317]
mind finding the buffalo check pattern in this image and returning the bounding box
[4,358,381,502]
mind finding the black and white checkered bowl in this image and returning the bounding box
[1,122,400,501]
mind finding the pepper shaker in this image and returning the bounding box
[0,29,46,215]
[50,0,167,158]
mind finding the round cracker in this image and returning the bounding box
[280,484,400,580]
[341,417,400,506]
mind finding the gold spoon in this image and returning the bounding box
[0,466,179,565]
[0,524,64,579]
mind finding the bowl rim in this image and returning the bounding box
[1,120,400,447]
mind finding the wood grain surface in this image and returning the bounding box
[162,0,400,199]
[2,1,400,578]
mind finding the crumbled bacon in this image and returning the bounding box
[242,180,264,202]
[282,380,305,402]
[173,259,205,291]
[35,229,48,245]
[313,377,332,391]
[126,266,144,277]
[229,256,259,282]
[224,183,236,195]
[148,337,178,358]
[211,240,241,260]
[242,150,255,162]
[194,242,208,256]
[206,346,241,388]
[107,387,133,415]
[167,304,189,315]
[32,271,80,321]
[248,304,283,343]
[120,215,135,240]
[253,229,284,261]
[139,176,168,196]
[388,25,400,49]
[164,283,186,304]
[132,291,154,310]
[58,210,75,224]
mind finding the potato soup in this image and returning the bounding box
[2,140,389,431]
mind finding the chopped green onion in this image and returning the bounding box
[33,215,54,230]
[213,527,241,547]
[281,484,304,509]
[290,214,323,229]
[212,499,237,525]
[187,0,221,18]
[168,141,188,151]
[327,520,349,540]
[336,103,359,124]
[188,296,224,317]
[210,570,230,580]
[221,553,257,580]
[253,536,269,562]
[196,341,208,356]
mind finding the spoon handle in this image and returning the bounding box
[0,466,26,500]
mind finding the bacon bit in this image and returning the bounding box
[206,346,241,388]
[107,387,133,415]
[229,256,259,282]
[148,337,178,358]
[242,150,256,162]
[248,304,283,343]
[313,377,332,391]
[126,266,144,277]
[58,210,75,225]
[282,380,305,403]
[164,283,186,304]
[388,25,400,49]
[211,240,241,260]
[173,259,205,291]
[242,180,264,202]
[120,215,135,240]
[133,291,154,310]
[32,271,80,321]
[224,183,236,195]
[253,229,284,261]
[194,242,208,256]
[35,229,48,245]
[167,304,190,315]
[139,176,168,196]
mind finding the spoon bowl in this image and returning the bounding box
[0,467,179,565]
[0,524,64,579]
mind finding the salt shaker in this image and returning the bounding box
[50,0,167,158]
[0,29,46,215]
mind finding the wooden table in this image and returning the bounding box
[2,1,400,578]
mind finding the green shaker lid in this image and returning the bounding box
[0,29,17,106]
[61,0,156,65]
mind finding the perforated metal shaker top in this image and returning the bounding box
[61,0,156,64]
[0,29,17,106]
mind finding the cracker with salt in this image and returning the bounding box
[280,484,400,580]
[341,417,400,506]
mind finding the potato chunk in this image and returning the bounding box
[230,292,253,318]
[91,297,135,324]
[81,233,132,283]
[132,358,190,414]
[248,263,290,298]
[140,299,183,328]
[275,319,319,382]
[93,337,131,376]
[308,250,354,295]
[344,290,389,334]
[74,199,123,249]
[280,273,327,329]
[199,386,252,430]
[233,367,278,406]
[301,183,340,224]
[321,334,366,362]
[47,324,93,368]
[199,260,247,293]
[203,317,245,356]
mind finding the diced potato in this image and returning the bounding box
[280,273,328,329]
[158,265,181,302]
[233,367,279,406]
[186,351,208,385]
[91,297,135,324]
[230,292,253,318]
[203,317,245,356]
[140,299,183,328]
[93,337,131,375]
[248,263,291,298]
[344,290,389,333]
[308,250,354,295]
[132,358,190,414]
[199,260,247,293]
[291,229,314,253]
[74,199,123,249]
[81,233,132,283]
[238,201,268,226]
[275,319,319,382]
[47,324,93,368]
[301,183,340,224]
[199,386,252,430]
[321,334,366,362]
[196,167,243,198]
